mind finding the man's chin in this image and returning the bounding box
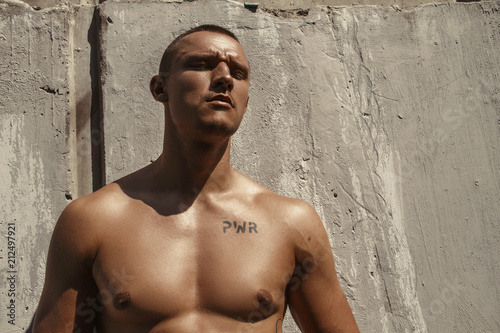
[197,120,239,140]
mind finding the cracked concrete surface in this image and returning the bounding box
[1,0,499,332]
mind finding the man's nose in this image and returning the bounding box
[211,62,233,91]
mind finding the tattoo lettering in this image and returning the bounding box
[222,221,258,233]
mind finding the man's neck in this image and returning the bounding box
[150,135,235,199]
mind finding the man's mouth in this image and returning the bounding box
[208,94,233,107]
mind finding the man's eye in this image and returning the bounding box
[190,62,210,70]
[231,70,247,80]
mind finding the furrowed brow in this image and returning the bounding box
[227,55,250,74]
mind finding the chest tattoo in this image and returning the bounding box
[222,221,258,233]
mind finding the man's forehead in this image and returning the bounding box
[175,31,248,60]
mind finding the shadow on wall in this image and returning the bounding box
[25,316,33,332]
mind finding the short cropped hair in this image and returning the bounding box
[159,25,240,77]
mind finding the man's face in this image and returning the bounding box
[162,31,250,142]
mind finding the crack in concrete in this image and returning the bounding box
[375,244,394,313]
[339,181,379,221]
[260,7,309,18]
[89,5,105,190]
[39,85,61,95]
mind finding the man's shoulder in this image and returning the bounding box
[58,182,131,229]
[237,175,329,254]
[46,184,126,264]
[235,171,319,226]
[69,182,128,209]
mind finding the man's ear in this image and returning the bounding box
[150,75,169,103]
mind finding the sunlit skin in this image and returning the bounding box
[33,30,359,332]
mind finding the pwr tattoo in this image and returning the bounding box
[222,221,258,233]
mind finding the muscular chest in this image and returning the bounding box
[92,208,295,325]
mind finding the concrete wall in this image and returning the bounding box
[1,0,499,332]
[1,3,75,330]
[18,0,460,10]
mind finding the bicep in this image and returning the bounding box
[287,204,359,332]
[33,204,99,333]
[288,261,357,333]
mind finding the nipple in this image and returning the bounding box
[257,289,273,307]
[113,291,131,310]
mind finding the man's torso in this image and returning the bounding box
[84,172,302,332]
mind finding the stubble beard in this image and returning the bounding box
[166,100,243,144]
[196,117,239,142]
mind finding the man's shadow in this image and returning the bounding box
[25,315,33,332]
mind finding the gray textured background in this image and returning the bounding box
[1,0,499,332]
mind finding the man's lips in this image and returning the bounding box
[208,94,233,107]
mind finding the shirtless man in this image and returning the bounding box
[33,25,359,332]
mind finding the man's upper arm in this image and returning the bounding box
[287,201,359,333]
[33,199,99,333]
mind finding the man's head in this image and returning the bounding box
[158,25,240,77]
[151,25,250,143]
